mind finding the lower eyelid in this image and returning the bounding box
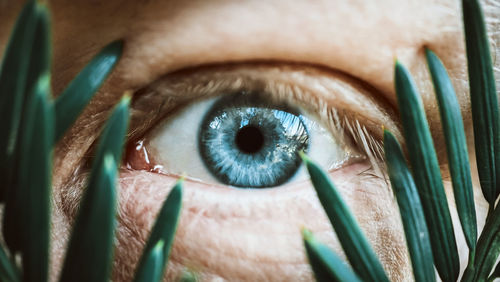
[116,161,386,239]
[118,160,377,203]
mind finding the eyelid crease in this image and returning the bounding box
[127,63,403,172]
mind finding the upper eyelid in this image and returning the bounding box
[128,62,403,143]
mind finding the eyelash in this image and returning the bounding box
[125,63,390,175]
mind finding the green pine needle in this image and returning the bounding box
[394,61,459,281]
[59,154,119,282]
[133,240,165,282]
[302,229,361,282]
[19,74,53,282]
[0,3,53,253]
[2,74,53,282]
[179,270,198,282]
[0,246,18,282]
[92,95,131,165]
[384,130,435,282]
[60,97,129,282]
[465,205,500,281]
[0,0,39,203]
[300,153,389,282]
[426,49,477,251]
[24,3,51,100]
[2,3,52,259]
[133,180,183,282]
[462,0,500,205]
[488,261,500,282]
[54,40,123,142]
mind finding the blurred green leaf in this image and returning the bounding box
[2,3,52,259]
[394,61,459,282]
[3,74,53,282]
[384,130,435,282]
[426,49,477,251]
[60,97,129,282]
[59,154,119,282]
[19,74,53,282]
[0,0,38,203]
[133,240,165,282]
[54,40,123,142]
[487,260,500,282]
[462,0,500,205]
[300,153,389,282]
[467,205,500,281]
[134,180,183,282]
[302,229,361,282]
[92,96,130,165]
[179,270,198,282]
[0,244,19,282]
[24,3,51,99]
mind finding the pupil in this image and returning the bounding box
[235,125,264,154]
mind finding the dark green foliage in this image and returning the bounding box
[134,180,184,281]
[465,205,500,281]
[384,130,435,282]
[0,3,53,281]
[2,5,53,276]
[394,61,459,281]
[179,270,198,282]
[133,240,165,282]
[59,98,129,282]
[18,75,53,282]
[460,0,500,280]
[54,40,123,142]
[300,153,389,282]
[488,261,500,282]
[462,0,500,205]
[0,245,18,282]
[58,154,118,281]
[0,0,38,203]
[302,229,361,282]
[426,49,477,250]
[90,96,130,168]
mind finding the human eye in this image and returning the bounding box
[124,64,398,189]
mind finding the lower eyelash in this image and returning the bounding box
[343,118,387,181]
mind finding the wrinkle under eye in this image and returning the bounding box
[199,92,309,188]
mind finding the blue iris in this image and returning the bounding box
[198,93,309,188]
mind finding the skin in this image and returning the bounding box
[0,0,498,281]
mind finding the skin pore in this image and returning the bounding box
[0,0,498,281]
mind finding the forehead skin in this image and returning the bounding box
[0,0,498,281]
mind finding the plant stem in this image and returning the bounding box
[463,204,500,281]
